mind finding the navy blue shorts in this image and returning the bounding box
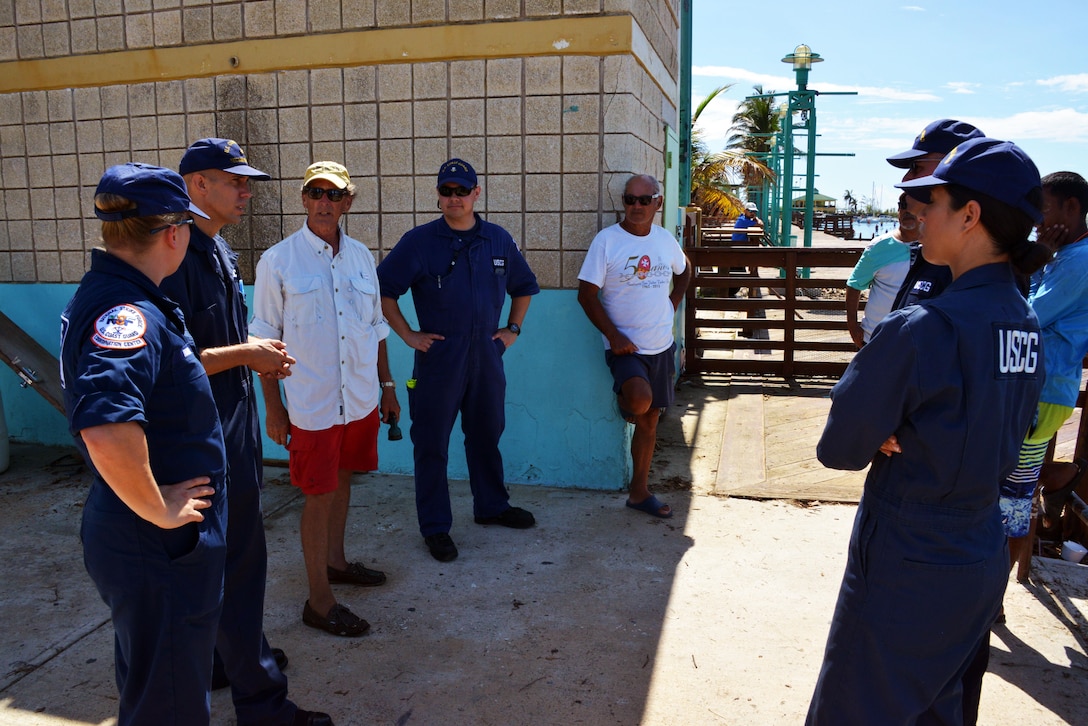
[605,342,676,409]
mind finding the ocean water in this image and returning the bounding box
[850,217,898,241]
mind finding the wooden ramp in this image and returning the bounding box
[0,310,64,415]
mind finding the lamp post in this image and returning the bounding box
[780,44,823,251]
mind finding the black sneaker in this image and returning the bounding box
[293,709,334,726]
[474,506,535,529]
[424,532,458,562]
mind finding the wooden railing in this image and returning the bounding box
[684,245,864,378]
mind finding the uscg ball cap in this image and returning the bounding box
[179,138,271,179]
[886,119,985,169]
[437,158,477,189]
[896,137,1043,223]
[95,163,210,222]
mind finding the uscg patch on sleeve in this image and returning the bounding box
[92,305,148,350]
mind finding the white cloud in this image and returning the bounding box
[691,65,940,103]
[945,82,978,95]
[901,5,926,11]
[1037,74,1088,93]
[981,109,1088,143]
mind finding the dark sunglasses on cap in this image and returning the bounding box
[303,187,350,202]
[623,193,662,206]
[438,185,475,197]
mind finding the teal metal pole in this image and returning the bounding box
[678,1,693,206]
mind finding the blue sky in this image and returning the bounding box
[690,0,1088,212]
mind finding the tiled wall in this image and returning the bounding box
[0,1,679,288]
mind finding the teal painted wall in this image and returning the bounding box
[0,284,632,491]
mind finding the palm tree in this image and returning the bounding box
[843,189,858,214]
[726,85,780,157]
[689,86,774,219]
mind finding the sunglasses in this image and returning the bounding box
[303,187,350,202]
[438,185,475,197]
[623,193,662,206]
[149,217,195,235]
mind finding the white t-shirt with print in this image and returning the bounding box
[578,223,687,355]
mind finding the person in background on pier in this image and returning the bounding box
[844,194,918,348]
[577,174,692,519]
[807,138,1051,724]
[887,119,984,310]
[1000,170,1088,601]
[731,201,763,243]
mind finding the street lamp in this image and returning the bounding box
[782,44,823,90]
[778,44,823,253]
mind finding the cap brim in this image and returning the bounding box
[305,173,348,189]
[895,173,946,191]
[224,164,271,180]
[189,202,211,219]
[438,177,475,189]
[886,148,924,169]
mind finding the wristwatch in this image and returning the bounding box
[380,380,396,389]
[507,323,521,335]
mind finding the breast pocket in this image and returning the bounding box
[347,274,377,322]
[284,275,324,328]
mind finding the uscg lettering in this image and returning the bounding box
[995,325,1039,376]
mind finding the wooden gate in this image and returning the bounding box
[683,244,864,378]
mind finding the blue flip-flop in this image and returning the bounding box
[626,494,673,519]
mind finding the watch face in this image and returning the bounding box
[509,323,521,335]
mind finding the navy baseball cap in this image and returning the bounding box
[94,163,210,221]
[437,158,477,188]
[179,138,271,179]
[886,119,985,169]
[896,137,1043,223]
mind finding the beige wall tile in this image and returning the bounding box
[413,100,447,138]
[342,0,377,28]
[10,251,35,281]
[23,92,48,123]
[487,58,522,96]
[525,96,561,135]
[77,152,104,188]
[450,99,484,137]
[35,250,62,282]
[345,140,379,177]
[308,0,342,33]
[159,113,186,150]
[487,135,522,175]
[311,141,346,164]
[17,24,44,59]
[525,175,561,213]
[345,103,378,140]
[486,97,521,135]
[0,28,17,61]
[525,57,562,95]
[277,71,310,107]
[375,0,410,25]
[57,219,84,252]
[130,83,156,116]
[76,120,104,153]
[562,172,600,211]
[563,134,599,173]
[61,250,88,283]
[42,22,70,56]
[278,106,310,144]
[483,174,521,212]
[245,1,276,38]
[380,175,415,213]
[379,101,412,139]
[379,138,413,175]
[449,0,484,22]
[212,3,242,41]
[412,0,446,23]
[345,66,377,103]
[0,253,11,283]
[312,108,345,142]
[526,0,563,16]
[70,18,96,54]
[183,6,213,44]
[102,117,130,151]
[561,249,589,288]
[565,0,603,14]
[525,211,562,250]
[34,218,59,248]
[131,116,158,150]
[563,56,600,93]
[184,77,216,112]
[24,124,49,156]
[413,62,448,100]
[525,249,559,287]
[561,94,599,133]
[157,81,185,115]
[450,60,484,98]
[486,0,521,19]
[414,137,449,176]
[151,11,180,47]
[216,76,247,111]
[279,143,311,181]
[378,64,413,101]
[380,213,416,251]
[312,68,345,105]
[49,122,76,155]
[562,212,598,250]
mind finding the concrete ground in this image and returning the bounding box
[2,375,1087,725]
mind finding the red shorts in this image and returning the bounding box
[287,409,380,495]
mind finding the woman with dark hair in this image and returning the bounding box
[59,163,228,725]
[806,138,1049,724]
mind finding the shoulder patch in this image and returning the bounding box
[92,304,148,350]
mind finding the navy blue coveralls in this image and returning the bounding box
[807,263,1043,725]
[892,242,954,310]
[377,215,539,536]
[61,249,228,726]
[160,226,294,724]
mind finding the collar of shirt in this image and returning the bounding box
[300,222,341,257]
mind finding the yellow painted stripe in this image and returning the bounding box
[0,16,637,94]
